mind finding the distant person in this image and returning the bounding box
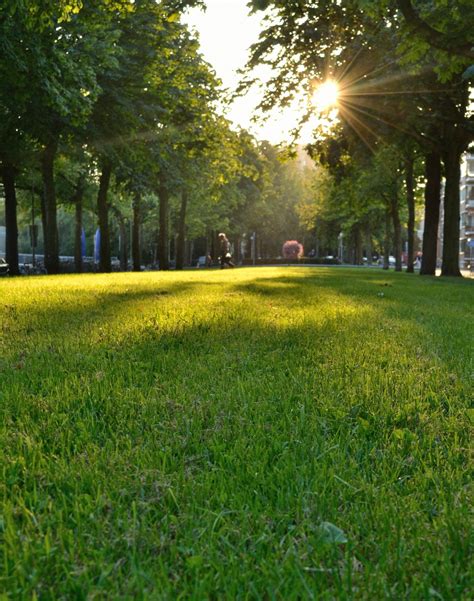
[218,233,235,269]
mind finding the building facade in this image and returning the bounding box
[460,152,474,268]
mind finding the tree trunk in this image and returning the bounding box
[383,208,391,270]
[158,181,170,270]
[97,161,112,273]
[73,180,85,273]
[390,187,402,271]
[441,146,462,277]
[2,162,20,275]
[132,192,141,272]
[40,190,47,261]
[41,140,59,274]
[153,230,159,265]
[170,234,176,264]
[235,235,241,265]
[206,230,212,263]
[405,156,415,273]
[365,224,372,266]
[118,217,128,271]
[111,206,127,271]
[354,225,363,265]
[420,152,441,276]
[176,190,188,271]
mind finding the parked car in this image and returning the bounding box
[20,262,47,275]
[0,258,9,276]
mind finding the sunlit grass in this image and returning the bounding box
[1,268,472,598]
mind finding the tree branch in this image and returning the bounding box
[396,0,474,59]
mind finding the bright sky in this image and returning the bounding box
[184,0,318,144]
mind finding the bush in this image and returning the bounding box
[241,257,341,266]
[282,240,304,260]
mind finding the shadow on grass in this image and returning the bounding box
[1,268,472,599]
[3,267,472,379]
[232,269,473,375]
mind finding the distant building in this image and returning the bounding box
[417,152,474,269]
[460,152,474,268]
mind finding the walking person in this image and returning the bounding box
[218,233,235,269]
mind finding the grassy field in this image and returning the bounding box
[1,267,473,599]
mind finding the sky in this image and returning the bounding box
[184,0,316,144]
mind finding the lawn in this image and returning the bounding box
[1,267,472,599]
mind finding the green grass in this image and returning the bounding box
[1,267,473,599]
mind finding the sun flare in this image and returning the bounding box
[313,80,339,110]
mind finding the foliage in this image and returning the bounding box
[282,239,303,259]
[359,0,474,78]
[246,0,473,274]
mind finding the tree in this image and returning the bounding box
[248,0,473,276]
[395,0,474,61]
[0,2,122,273]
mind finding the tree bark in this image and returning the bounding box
[73,179,85,273]
[404,156,416,273]
[441,146,462,277]
[97,161,112,273]
[176,190,188,270]
[41,140,60,274]
[1,161,20,275]
[420,152,441,275]
[132,192,141,272]
[158,181,170,270]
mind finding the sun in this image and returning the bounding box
[313,80,339,110]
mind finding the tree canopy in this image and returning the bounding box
[1,0,472,277]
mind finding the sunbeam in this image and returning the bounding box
[339,97,426,143]
[338,105,378,153]
[313,80,340,110]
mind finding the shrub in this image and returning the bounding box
[282,240,304,260]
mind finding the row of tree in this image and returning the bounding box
[7,137,324,270]
[1,0,223,275]
[247,0,474,276]
[1,1,472,276]
[0,0,337,275]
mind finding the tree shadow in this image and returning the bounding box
[232,269,473,376]
[2,267,472,598]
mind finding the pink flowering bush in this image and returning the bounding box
[282,240,304,260]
